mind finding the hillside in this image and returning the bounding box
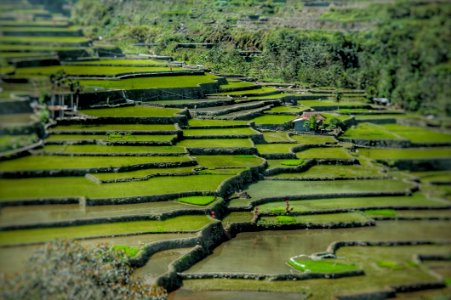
[0,1,450,300]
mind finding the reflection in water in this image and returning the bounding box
[133,247,193,284]
[186,221,450,274]
[168,290,305,300]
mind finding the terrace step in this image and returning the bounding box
[148,98,234,109]
[192,101,269,117]
[215,104,275,120]
[213,90,281,98]
[218,84,261,93]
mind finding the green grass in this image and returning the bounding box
[364,209,397,217]
[46,134,176,143]
[376,260,406,270]
[381,124,451,144]
[0,52,53,59]
[187,119,248,127]
[256,143,295,154]
[298,100,366,108]
[259,213,369,225]
[0,155,190,171]
[194,155,264,169]
[92,166,195,181]
[251,114,294,125]
[42,145,185,154]
[50,124,176,132]
[272,163,381,179]
[111,245,141,257]
[222,212,253,224]
[289,134,337,145]
[216,86,278,95]
[80,106,182,117]
[0,215,212,246]
[342,123,404,140]
[183,127,258,136]
[295,147,352,159]
[177,138,253,148]
[0,36,91,44]
[176,196,216,206]
[220,80,255,89]
[0,134,38,152]
[0,26,80,32]
[288,258,359,273]
[256,193,444,213]
[0,44,85,52]
[266,159,306,169]
[16,65,184,76]
[412,171,451,183]
[0,174,233,201]
[79,74,218,90]
[280,159,305,166]
[244,179,412,200]
[262,131,293,143]
[358,148,451,160]
[69,59,167,65]
[267,105,307,114]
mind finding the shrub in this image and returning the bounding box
[0,240,167,300]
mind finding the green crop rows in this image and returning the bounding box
[1,3,450,299]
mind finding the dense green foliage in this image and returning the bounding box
[71,0,450,115]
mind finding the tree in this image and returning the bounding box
[306,115,319,132]
[0,240,167,300]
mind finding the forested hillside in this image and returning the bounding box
[71,0,450,115]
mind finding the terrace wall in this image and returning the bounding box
[0,99,33,114]
[340,137,412,148]
[78,83,220,108]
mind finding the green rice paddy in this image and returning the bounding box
[177,139,253,148]
[16,65,184,76]
[80,106,182,117]
[295,147,352,159]
[0,215,212,246]
[49,124,176,132]
[256,143,295,154]
[358,148,451,160]
[46,134,176,143]
[0,155,191,171]
[0,174,233,201]
[251,114,294,125]
[41,145,185,154]
[244,179,412,200]
[79,74,218,90]
[183,127,258,136]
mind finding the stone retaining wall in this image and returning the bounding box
[377,158,451,171]
[215,160,267,198]
[0,99,33,114]
[181,270,364,281]
[340,137,411,148]
[186,147,257,155]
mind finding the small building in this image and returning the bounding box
[293,112,325,132]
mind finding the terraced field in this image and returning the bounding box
[0,3,450,299]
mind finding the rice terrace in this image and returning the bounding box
[0,0,450,299]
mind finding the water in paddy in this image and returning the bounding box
[133,247,193,284]
[0,233,195,274]
[186,220,450,274]
[0,202,194,226]
[168,290,303,300]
